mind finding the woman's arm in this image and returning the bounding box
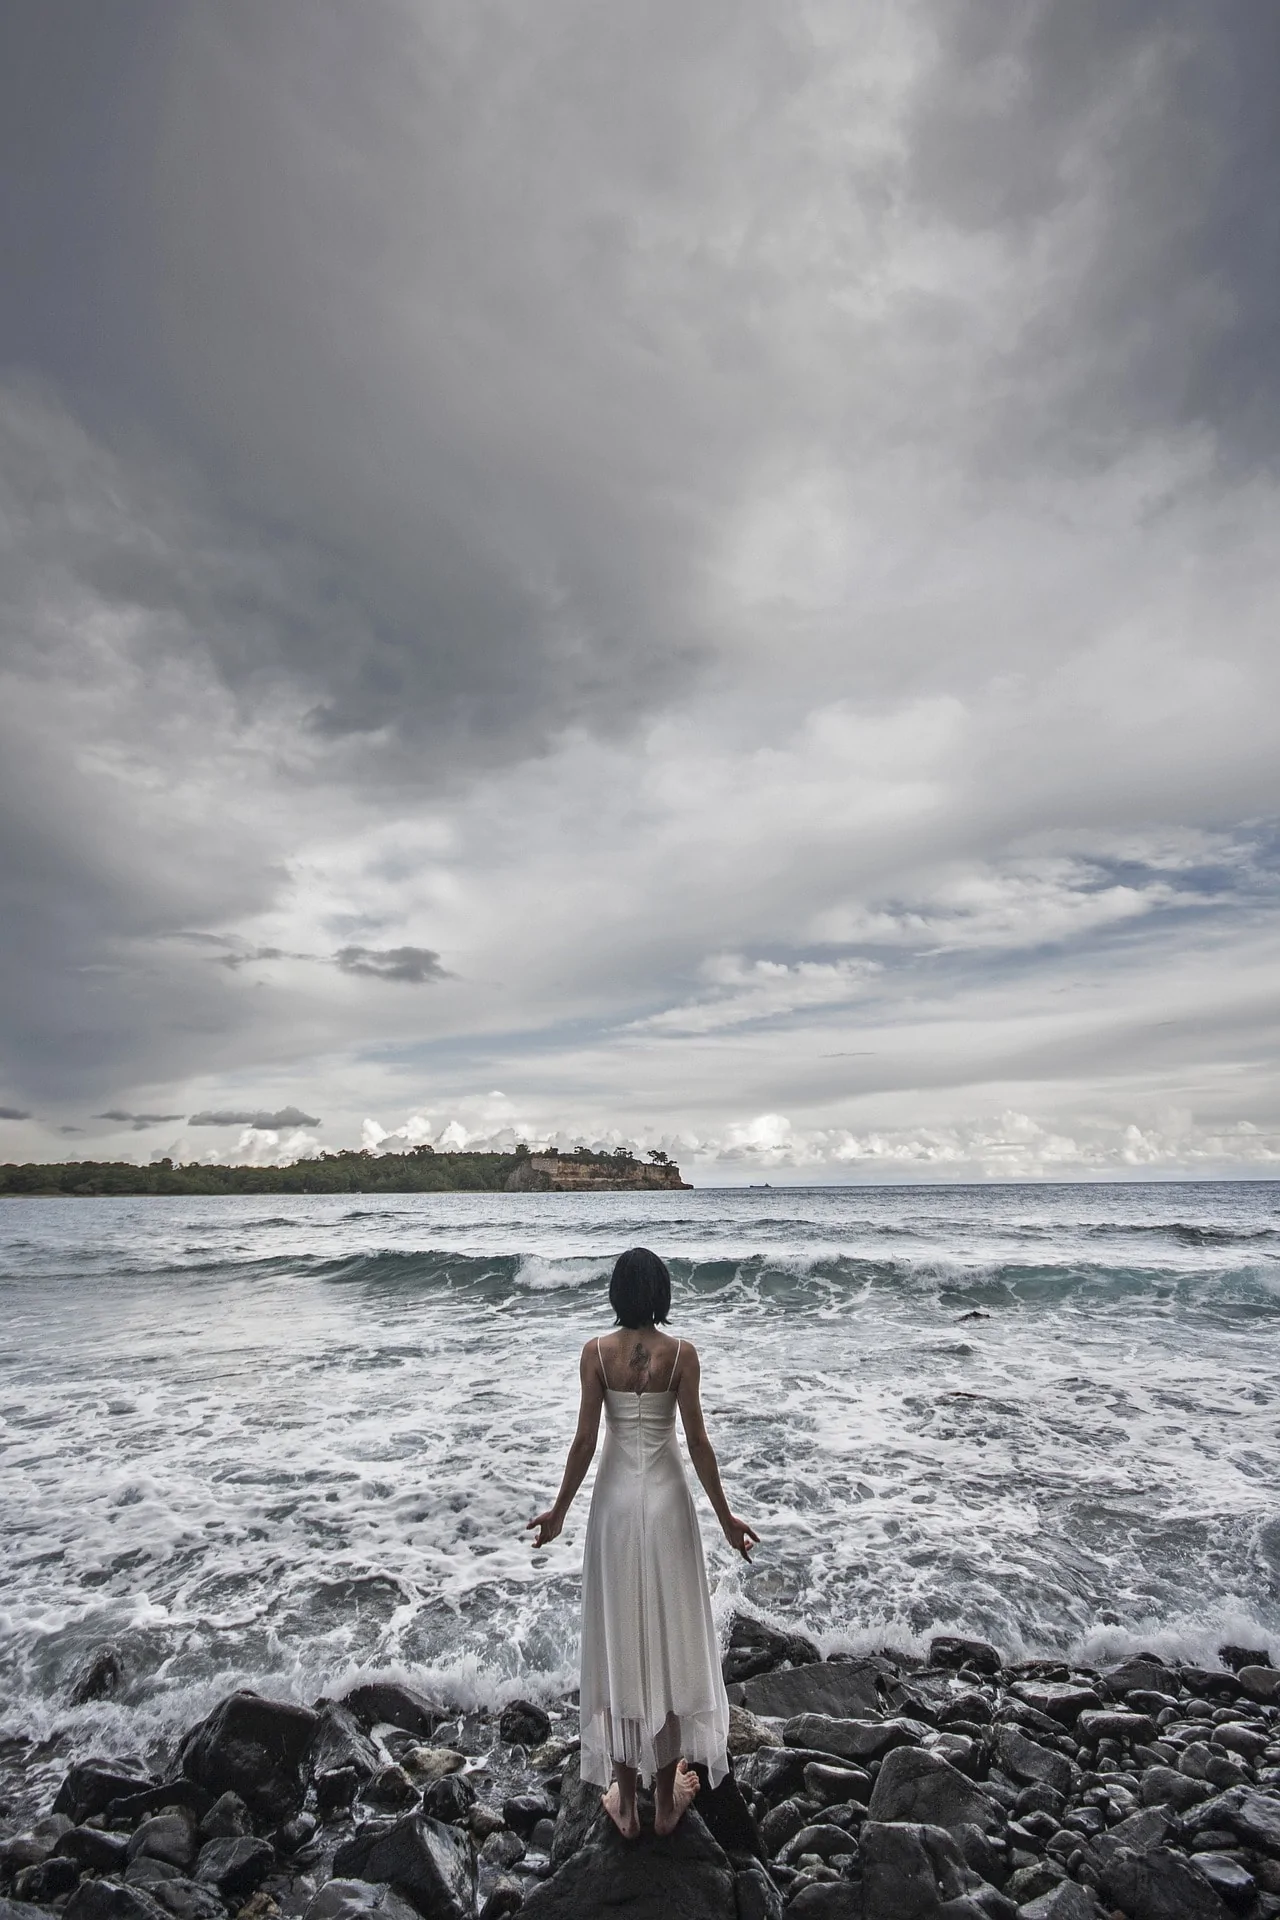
[526,1343,605,1547]
[676,1344,760,1561]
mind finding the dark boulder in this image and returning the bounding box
[342,1683,440,1739]
[1137,1766,1211,1811]
[63,1882,169,1920]
[738,1745,865,1808]
[804,1762,873,1807]
[734,1865,784,1920]
[1009,1685,1099,1727]
[341,1811,476,1920]
[860,1819,981,1920]
[992,1728,1073,1800]
[1100,1845,1232,1919]
[502,1793,557,1838]
[1237,1666,1280,1704]
[54,1827,130,1872]
[1180,1668,1243,1704]
[14,1858,81,1903]
[1192,1853,1255,1909]
[1076,1708,1154,1745]
[197,1792,252,1840]
[930,1639,1002,1677]
[1016,1885,1102,1919]
[1100,1659,1176,1698]
[126,1815,198,1872]
[127,1872,226,1920]
[53,1762,154,1826]
[785,1714,929,1763]
[181,1691,318,1822]
[193,1836,274,1901]
[729,1662,882,1722]
[362,1765,420,1812]
[1184,1786,1280,1855]
[548,1757,602,1867]
[785,1889,861,1918]
[304,1883,422,1920]
[0,1901,57,1920]
[311,1704,382,1787]
[519,1808,737,1918]
[477,1883,523,1920]
[723,1615,822,1686]
[498,1701,551,1748]
[317,1767,363,1814]
[69,1645,125,1705]
[759,1797,818,1853]
[868,1746,999,1833]
[776,1821,855,1865]
[421,1775,476,1826]
[687,1764,766,1863]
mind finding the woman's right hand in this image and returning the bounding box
[526,1508,563,1549]
[722,1514,760,1561]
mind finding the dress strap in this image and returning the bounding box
[669,1337,682,1391]
[596,1337,608,1390]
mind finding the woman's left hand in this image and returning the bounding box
[526,1509,563,1548]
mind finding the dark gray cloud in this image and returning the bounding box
[0,3,1278,1169]
[334,947,447,985]
[0,1106,32,1121]
[187,1108,321,1129]
[95,1110,184,1130]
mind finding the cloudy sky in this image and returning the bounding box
[2,1,1279,1181]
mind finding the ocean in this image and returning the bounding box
[2,1181,1277,1811]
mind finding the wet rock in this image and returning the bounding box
[132,1872,226,1920]
[930,1638,1002,1677]
[0,1900,56,1920]
[776,1823,854,1866]
[361,1766,419,1812]
[469,1806,506,1842]
[737,1745,864,1808]
[759,1797,817,1854]
[733,1864,784,1920]
[1092,1806,1171,1865]
[477,1882,523,1920]
[1076,1709,1154,1745]
[519,1808,737,1919]
[197,1791,252,1840]
[686,1765,766,1864]
[803,1762,873,1807]
[342,1811,476,1920]
[63,1882,169,1920]
[341,1685,440,1740]
[317,1768,362,1816]
[480,1832,526,1872]
[54,1763,154,1826]
[1100,1844,1232,1919]
[69,1645,125,1706]
[992,1729,1073,1800]
[1213,1722,1268,1761]
[1191,1853,1255,1908]
[127,1814,198,1872]
[193,1836,274,1901]
[311,1705,381,1790]
[498,1703,551,1749]
[1139,1765,1211,1809]
[14,1857,81,1903]
[1219,1644,1272,1672]
[1016,1883,1101,1919]
[421,1775,476,1827]
[1239,1668,1280,1704]
[1181,1669,1244,1704]
[728,1707,781,1756]
[939,1691,994,1729]
[784,1887,861,1918]
[547,1758,602,1868]
[181,1692,318,1823]
[55,1826,130,1873]
[868,1745,999,1834]
[723,1615,822,1686]
[401,1750,466,1786]
[501,1793,557,1839]
[785,1714,929,1763]
[1187,1785,1280,1855]
[1010,1686,1099,1727]
[123,1858,183,1889]
[1005,1863,1064,1905]
[275,1811,318,1853]
[859,1818,979,1919]
[728,1662,882,1722]
[303,1880,421,1920]
[1100,1659,1176,1699]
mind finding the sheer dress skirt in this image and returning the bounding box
[578,1387,730,1789]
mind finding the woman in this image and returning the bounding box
[527,1247,759,1838]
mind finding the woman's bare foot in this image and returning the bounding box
[654,1758,699,1835]
[601,1782,641,1839]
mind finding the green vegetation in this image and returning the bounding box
[0,1142,658,1196]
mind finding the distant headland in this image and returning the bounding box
[0,1144,691,1197]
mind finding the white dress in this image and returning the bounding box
[578,1337,731,1790]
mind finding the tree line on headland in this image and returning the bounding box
[0,1143,683,1197]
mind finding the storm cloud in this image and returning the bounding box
[1,1,1278,1176]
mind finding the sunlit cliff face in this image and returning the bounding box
[1,1,1279,1180]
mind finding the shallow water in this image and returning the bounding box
[1,1181,1277,1800]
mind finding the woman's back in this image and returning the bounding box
[594,1325,683,1395]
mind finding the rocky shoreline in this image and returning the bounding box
[3,1620,1280,1920]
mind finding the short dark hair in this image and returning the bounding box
[609,1246,671,1327]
